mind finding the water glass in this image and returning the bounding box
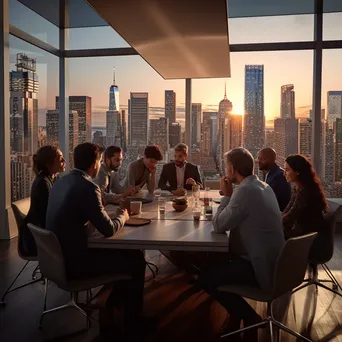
[158,197,166,215]
[154,188,161,198]
[192,184,200,200]
[192,206,201,220]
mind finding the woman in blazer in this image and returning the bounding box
[21,145,66,256]
[282,154,327,239]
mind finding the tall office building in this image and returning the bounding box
[165,90,176,124]
[10,53,39,201]
[201,112,214,157]
[92,130,105,146]
[244,65,265,157]
[46,110,78,168]
[274,118,299,167]
[169,122,181,148]
[327,91,342,128]
[121,109,127,152]
[56,96,92,143]
[299,118,312,160]
[106,110,122,147]
[224,114,243,153]
[334,118,342,182]
[323,123,334,185]
[191,103,202,149]
[109,67,119,111]
[281,84,295,119]
[210,112,218,158]
[265,129,275,149]
[149,117,169,156]
[216,87,232,171]
[128,93,149,147]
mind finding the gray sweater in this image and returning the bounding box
[213,175,285,291]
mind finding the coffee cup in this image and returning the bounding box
[130,201,142,215]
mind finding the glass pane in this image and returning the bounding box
[192,50,313,180]
[323,12,342,41]
[9,35,59,201]
[68,56,184,180]
[229,15,314,44]
[67,26,131,50]
[10,0,59,48]
[321,50,342,198]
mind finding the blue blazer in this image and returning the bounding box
[265,165,292,212]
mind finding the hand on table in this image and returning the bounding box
[220,176,233,197]
[123,186,136,198]
[186,178,196,186]
[115,208,130,222]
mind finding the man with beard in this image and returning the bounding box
[94,145,137,205]
[158,143,202,195]
[198,147,285,340]
[257,147,291,212]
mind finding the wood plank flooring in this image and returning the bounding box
[1,237,342,342]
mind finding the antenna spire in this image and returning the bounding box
[224,82,227,99]
[113,67,116,85]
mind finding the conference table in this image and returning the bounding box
[88,190,229,252]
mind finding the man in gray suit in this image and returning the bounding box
[46,143,146,337]
[158,143,202,196]
[94,145,138,204]
[198,148,285,336]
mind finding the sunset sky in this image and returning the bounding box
[9,0,342,128]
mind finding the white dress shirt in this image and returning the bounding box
[176,163,186,188]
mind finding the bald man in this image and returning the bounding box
[258,148,291,211]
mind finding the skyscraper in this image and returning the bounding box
[165,90,176,124]
[334,118,342,182]
[46,110,78,168]
[149,117,169,156]
[201,112,214,157]
[92,130,105,146]
[224,114,243,153]
[216,86,232,171]
[244,65,265,157]
[191,103,202,149]
[265,129,275,150]
[323,123,334,185]
[109,67,119,111]
[169,122,181,148]
[128,92,149,146]
[274,118,299,167]
[121,109,127,152]
[327,91,342,128]
[210,112,218,158]
[56,96,92,143]
[280,84,295,119]
[299,118,312,160]
[106,110,122,147]
[10,53,39,201]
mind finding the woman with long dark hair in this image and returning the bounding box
[21,145,66,256]
[282,154,327,239]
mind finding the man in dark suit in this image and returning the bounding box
[158,143,202,196]
[46,143,146,338]
[258,148,292,211]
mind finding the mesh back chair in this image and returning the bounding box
[218,232,317,342]
[293,204,342,297]
[28,224,130,330]
[1,198,43,306]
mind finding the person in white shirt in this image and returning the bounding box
[198,147,285,337]
[158,143,202,196]
[93,146,137,205]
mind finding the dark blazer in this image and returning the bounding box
[21,172,54,257]
[265,164,291,212]
[158,162,202,191]
[46,169,124,277]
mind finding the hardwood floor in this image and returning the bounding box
[1,237,342,342]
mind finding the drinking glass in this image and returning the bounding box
[154,188,161,199]
[192,184,200,201]
[158,197,166,215]
[192,206,201,220]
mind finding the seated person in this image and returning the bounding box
[122,145,163,194]
[158,143,202,196]
[258,147,291,211]
[22,145,65,256]
[283,154,327,239]
[93,145,137,204]
[46,143,146,338]
[198,148,285,336]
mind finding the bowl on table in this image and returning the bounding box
[172,198,188,212]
